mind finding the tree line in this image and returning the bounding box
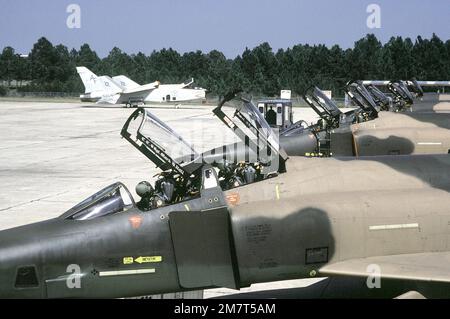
[0,34,449,97]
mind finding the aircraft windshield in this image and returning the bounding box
[60,182,135,220]
[121,108,201,175]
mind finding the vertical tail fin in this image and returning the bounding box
[76,66,122,95]
[76,67,100,93]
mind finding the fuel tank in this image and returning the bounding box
[201,132,318,164]
[1,155,450,298]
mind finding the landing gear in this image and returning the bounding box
[125,98,145,108]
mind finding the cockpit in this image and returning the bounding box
[303,86,355,130]
[407,78,424,98]
[387,80,415,107]
[212,94,287,171]
[116,95,287,212]
[345,80,380,120]
[60,182,135,220]
[365,84,392,111]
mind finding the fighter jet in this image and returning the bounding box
[0,100,450,299]
[76,67,206,107]
[202,88,450,161]
[362,79,450,113]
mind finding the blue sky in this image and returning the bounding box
[0,0,449,57]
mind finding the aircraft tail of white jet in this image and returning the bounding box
[76,66,123,94]
[76,67,100,93]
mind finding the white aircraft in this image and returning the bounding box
[76,67,206,106]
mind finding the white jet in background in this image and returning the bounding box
[76,67,207,107]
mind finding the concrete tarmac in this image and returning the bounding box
[0,100,328,231]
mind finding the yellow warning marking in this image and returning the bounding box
[123,257,134,265]
[135,256,163,264]
[184,204,190,211]
[275,184,280,200]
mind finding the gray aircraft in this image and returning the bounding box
[0,104,450,299]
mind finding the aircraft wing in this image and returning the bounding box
[96,94,120,104]
[320,252,450,283]
[122,81,160,94]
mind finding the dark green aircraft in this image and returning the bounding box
[1,104,450,299]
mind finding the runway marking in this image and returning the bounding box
[99,268,155,277]
[417,142,442,145]
[369,223,419,231]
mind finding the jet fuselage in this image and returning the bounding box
[1,155,450,298]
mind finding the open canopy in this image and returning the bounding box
[212,93,287,172]
[345,80,380,117]
[121,108,202,175]
[303,87,342,121]
[388,81,415,104]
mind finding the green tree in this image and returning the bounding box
[3,33,450,96]
[203,50,232,97]
[240,42,280,95]
[347,34,383,80]
[381,36,415,79]
[75,44,101,72]
[29,37,58,87]
[101,47,134,77]
[413,34,447,80]
[180,50,209,85]
[147,48,182,83]
[0,47,21,84]
[130,52,149,84]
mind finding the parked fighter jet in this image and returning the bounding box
[362,79,450,112]
[202,88,450,161]
[1,100,450,298]
[76,67,206,106]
